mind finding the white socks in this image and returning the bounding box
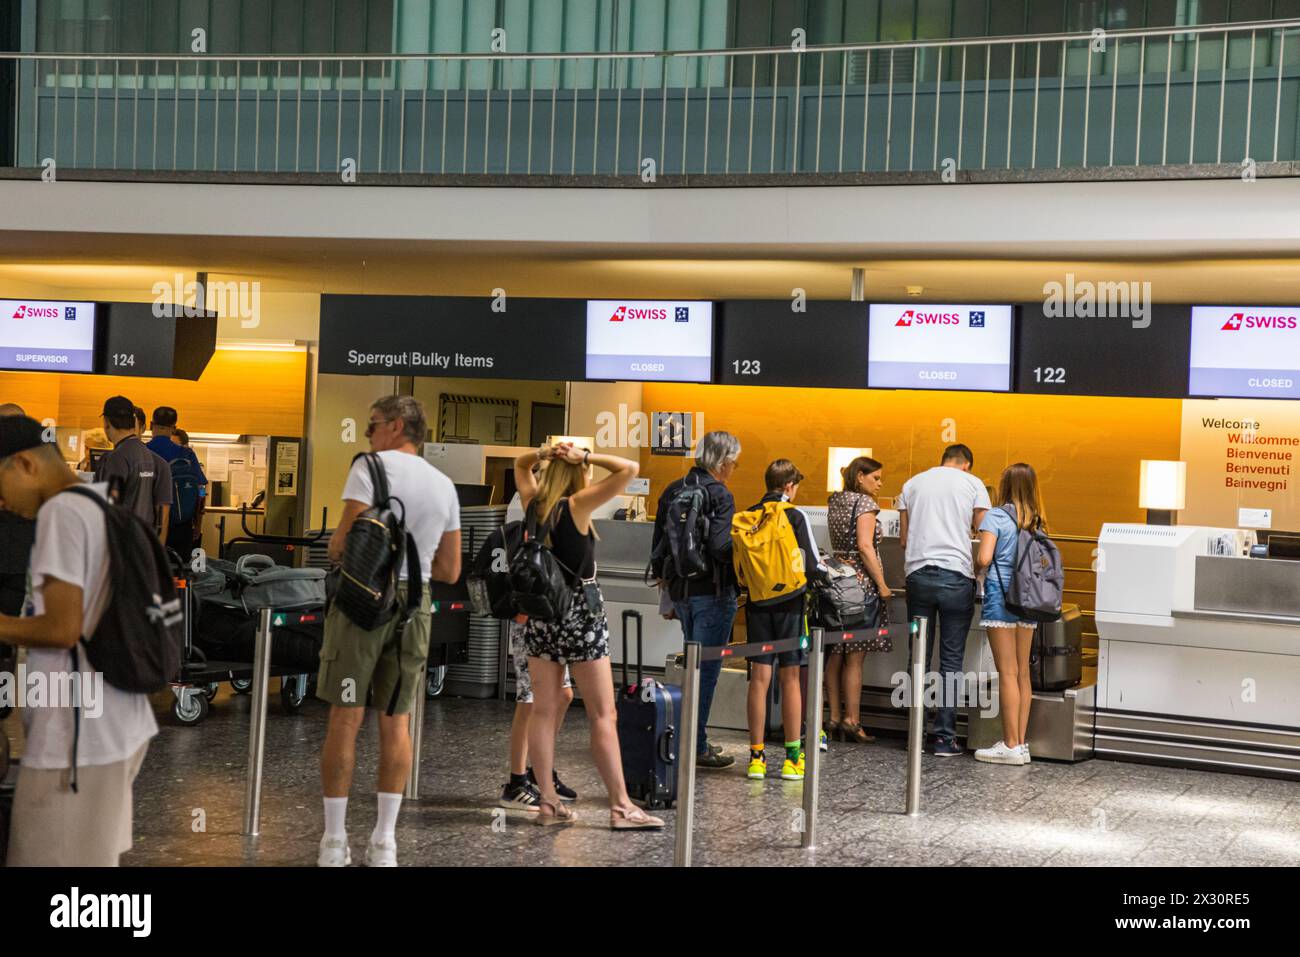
[372,792,403,845]
[324,793,402,844]
[323,797,348,840]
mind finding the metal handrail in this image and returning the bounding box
[4,17,1299,63]
[9,19,1294,179]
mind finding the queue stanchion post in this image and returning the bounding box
[242,607,273,836]
[405,660,427,800]
[906,616,927,817]
[673,640,702,868]
[800,626,825,850]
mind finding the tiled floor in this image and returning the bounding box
[11,690,1299,866]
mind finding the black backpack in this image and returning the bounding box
[59,485,183,693]
[508,503,576,622]
[649,472,713,583]
[333,452,421,633]
[810,557,877,630]
[467,520,524,619]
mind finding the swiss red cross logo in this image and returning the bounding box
[1221,313,1243,331]
[609,305,627,322]
[11,305,26,319]
[895,309,914,327]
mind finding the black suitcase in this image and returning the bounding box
[615,609,681,810]
[1030,605,1083,691]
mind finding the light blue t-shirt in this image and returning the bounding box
[979,506,1019,579]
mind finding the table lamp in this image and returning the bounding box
[1139,459,1186,526]
[827,447,873,492]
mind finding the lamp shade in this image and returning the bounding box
[827,447,874,492]
[547,435,595,451]
[1139,460,1187,511]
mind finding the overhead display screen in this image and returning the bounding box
[718,300,868,388]
[867,303,1013,392]
[1189,305,1300,399]
[585,300,713,382]
[318,295,586,380]
[0,299,97,373]
[1016,304,1191,398]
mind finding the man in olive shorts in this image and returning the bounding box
[317,396,462,867]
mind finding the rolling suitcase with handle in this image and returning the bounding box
[615,609,681,810]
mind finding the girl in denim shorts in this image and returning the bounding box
[973,463,1048,766]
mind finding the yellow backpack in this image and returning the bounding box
[731,501,807,606]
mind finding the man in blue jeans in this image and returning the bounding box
[651,430,742,770]
[896,444,990,756]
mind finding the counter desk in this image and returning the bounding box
[591,512,1093,762]
[1096,524,1300,778]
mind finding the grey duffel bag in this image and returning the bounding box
[207,553,327,613]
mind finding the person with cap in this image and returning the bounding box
[0,415,158,865]
[147,406,208,556]
[95,396,172,541]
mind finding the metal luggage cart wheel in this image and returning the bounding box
[171,685,209,726]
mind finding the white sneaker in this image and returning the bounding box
[1018,744,1031,764]
[364,838,398,867]
[317,835,351,867]
[974,741,1025,765]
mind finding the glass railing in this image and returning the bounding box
[4,18,1299,179]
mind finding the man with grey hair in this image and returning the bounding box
[317,395,462,867]
[651,429,742,769]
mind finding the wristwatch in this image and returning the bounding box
[583,450,591,466]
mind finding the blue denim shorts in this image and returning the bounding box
[980,574,1037,630]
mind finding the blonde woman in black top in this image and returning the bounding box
[512,442,664,830]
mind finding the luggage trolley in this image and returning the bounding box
[169,507,329,726]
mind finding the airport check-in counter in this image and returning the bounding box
[598,506,1091,761]
[1096,523,1300,777]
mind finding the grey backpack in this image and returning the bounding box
[993,504,1063,623]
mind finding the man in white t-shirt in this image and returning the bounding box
[896,443,991,757]
[0,415,157,866]
[317,395,461,867]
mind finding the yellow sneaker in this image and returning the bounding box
[746,753,767,780]
[781,757,804,781]
[798,750,806,774]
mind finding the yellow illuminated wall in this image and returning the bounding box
[0,350,308,436]
[639,384,1184,623]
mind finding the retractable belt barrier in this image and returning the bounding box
[674,617,930,866]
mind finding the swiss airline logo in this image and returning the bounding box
[608,304,669,322]
[1219,311,1297,331]
[11,303,61,320]
[895,308,960,328]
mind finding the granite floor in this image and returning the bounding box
[13,687,1298,867]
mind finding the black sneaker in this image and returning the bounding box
[931,737,964,757]
[697,749,735,769]
[528,767,579,803]
[499,780,541,810]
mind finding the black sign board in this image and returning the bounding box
[1015,302,1191,398]
[319,295,586,380]
[101,302,217,380]
[717,300,869,388]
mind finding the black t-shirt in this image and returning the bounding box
[0,509,35,575]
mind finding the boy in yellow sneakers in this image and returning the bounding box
[733,460,826,782]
